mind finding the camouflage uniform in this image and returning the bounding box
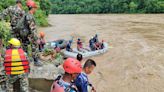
[0,5,24,38]
[19,12,41,65]
[6,74,29,92]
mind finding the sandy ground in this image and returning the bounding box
[39,14,164,92]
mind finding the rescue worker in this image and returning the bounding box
[66,40,73,52]
[77,38,83,51]
[37,32,46,52]
[77,38,90,52]
[75,59,96,92]
[100,40,104,49]
[3,38,30,92]
[19,0,42,66]
[89,37,96,51]
[93,34,102,50]
[51,58,82,92]
[0,0,24,38]
[93,34,99,43]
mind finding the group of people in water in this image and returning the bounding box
[66,34,105,52]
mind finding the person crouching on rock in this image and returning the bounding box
[50,58,82,92]
[3,38,30,92]
[38,32,46,52]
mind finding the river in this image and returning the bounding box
[31,14,164,92]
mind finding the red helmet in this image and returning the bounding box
[26,0,37,8]
[50,82,64,92]
[39,32,45,37]
[63,58,82,74]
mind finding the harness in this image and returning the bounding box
[55,75,78,92]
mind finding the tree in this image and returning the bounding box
[129,1,138,13]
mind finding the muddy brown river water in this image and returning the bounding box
[31,14,164,92]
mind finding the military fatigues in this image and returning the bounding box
[20,12,40,65]
[6,74,29,92]
[0,5,24,38]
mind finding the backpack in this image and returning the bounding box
[15,13,30,38]
[52,75,78,92]
[15,13,26,31]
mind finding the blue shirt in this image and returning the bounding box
[75,72,89,92]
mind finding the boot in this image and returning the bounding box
[33,57,43,66]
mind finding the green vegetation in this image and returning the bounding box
[0,21,11,47]
[0,0,51,46]
[0,0,51,26]
[50,0,164,14]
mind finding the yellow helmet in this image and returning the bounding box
[8,38,21,47]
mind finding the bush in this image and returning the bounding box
[34,9,49,27]
[0,21,11,47]
[0,0,49,27]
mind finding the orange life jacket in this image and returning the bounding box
[4,48,30,75]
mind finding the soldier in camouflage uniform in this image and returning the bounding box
[0,0,24,38]
[19,0,42,66]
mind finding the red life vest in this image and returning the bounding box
[77,41,83,48]
[4,48,30,75]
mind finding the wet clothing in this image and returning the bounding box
[75,72,88,92]
[0,5,24,37]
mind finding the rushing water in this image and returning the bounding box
[32,14,164,92]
